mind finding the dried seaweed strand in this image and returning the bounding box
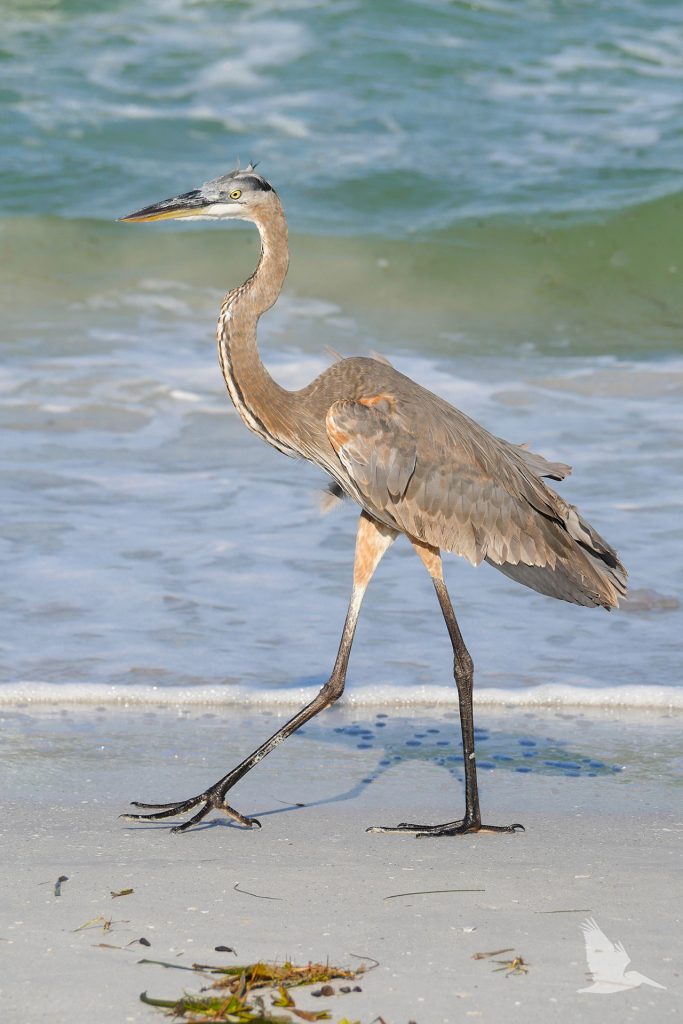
[384,888,484,901]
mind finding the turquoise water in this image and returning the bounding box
[1,0,682,705]
[4,0,683,227]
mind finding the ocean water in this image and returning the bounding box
[1,0,682,711]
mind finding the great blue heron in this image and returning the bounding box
[119,165,627,837]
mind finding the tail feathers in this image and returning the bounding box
[489,553,624,609]
[488,507,627,610]
[563,505,627,607]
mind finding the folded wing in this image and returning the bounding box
[326,389,626,610]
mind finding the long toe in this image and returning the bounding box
[122,795,203,821]
[368,819,524,837]
[130,799,200,810]
[416,821,525,838]
[367,818,465,835]
[122,805,195,822]
[478,822,525,834]
[219,801,262,829]
[170,802,213,833]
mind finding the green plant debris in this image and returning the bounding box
[472,949,529,976]
[74,914,128,933]
[289,1012,330,1022]
[138,959,203,973]
[140,990,294,1022]
[492,955,529,977]
[140,986,332,1022]
[139,959,372,1023]
[208,962,367,995]
[111,887,134,898]
[471,948,514,961]
[272,988,295,1008]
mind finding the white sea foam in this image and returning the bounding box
[1,681,680,711]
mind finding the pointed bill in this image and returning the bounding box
[118,189,209,223]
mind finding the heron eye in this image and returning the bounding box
[229,189,242,200]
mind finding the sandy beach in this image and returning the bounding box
[2,703,680,1023]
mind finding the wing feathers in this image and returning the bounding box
[325,387,626,609]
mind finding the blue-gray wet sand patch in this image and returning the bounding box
[296,709,625,783]
[2,703,680,812]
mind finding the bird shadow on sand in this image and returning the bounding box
[122,708,623,833]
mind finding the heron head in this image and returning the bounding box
[119,164,277,224]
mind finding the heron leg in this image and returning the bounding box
[368,540,524,838]
[124,512,397,833]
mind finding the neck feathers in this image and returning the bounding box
[216,199,297,456]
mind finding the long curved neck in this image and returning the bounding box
[216,199,298,456]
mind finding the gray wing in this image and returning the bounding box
[581,918,631,980]
[325,389,626,609]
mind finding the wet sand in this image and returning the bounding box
[1,705,680,1022]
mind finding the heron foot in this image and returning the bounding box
[367,818,524,838]
[121,788,261,834]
